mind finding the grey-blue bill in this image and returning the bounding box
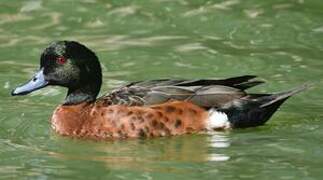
[11,68,48,96]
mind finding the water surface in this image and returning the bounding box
[1,0,323,179]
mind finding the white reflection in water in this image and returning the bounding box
[182,0,240,17]
[182,7,206,17]
[175,43,208,52]
[260,24,273,28]
[82,0,97,3]
[207,132,230,148]
[85,19,105,28]
[211,0,240,10]
[174,62,197,69]
[4,81,10,89]
[223,41,245,49]
[208,154,230,162]
[244,9,264,19]
[107,5,139,17]
[312,26,323,33]
[272,3,293,10]
[20,0,43,13]
[206,132,231,162]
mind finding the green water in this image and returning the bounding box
[1,0,323,179]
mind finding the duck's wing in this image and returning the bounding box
[98,75,264,108]
[127,75,263,90]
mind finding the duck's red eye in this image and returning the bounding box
[56,56,67,65]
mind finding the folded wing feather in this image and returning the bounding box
[99,75,263,108]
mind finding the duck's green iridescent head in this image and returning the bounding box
[12,41,102,105]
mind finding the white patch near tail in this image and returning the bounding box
[206,109,231,130]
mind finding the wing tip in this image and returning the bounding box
[260,83,312,108]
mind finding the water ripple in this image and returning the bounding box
[30,12,61,30]
[107,5,139,17]
[20,0,42,13]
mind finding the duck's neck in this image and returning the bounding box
[64,82,101,105]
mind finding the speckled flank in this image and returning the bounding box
[51,101,209,140]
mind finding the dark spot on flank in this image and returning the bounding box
[138,129,146,138]
[165,106,176,113]
[145,113,154,119]
[107,109,114,114]
[118,130,127,138]
[175,119,182,128]
[101,112,104,116]
[102,100,111,106]
[164,128,171,135]
[130,123,135,130]
[186,127,194,132]
[188,108,197,115]
[74,129,81,135]
[156,111,163,118]
[177,108,183,115]
[91,110,97,116]
[104,132,112,138]
[120,124,125,130]
[158,122,165,129]
[164,116,169,122]
[138,117,145,123]
[127,111,134,116]
[151,119,158,127]
[133,115,144,123]
[130,116,137,121]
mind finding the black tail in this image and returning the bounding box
[220,84,309,128]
